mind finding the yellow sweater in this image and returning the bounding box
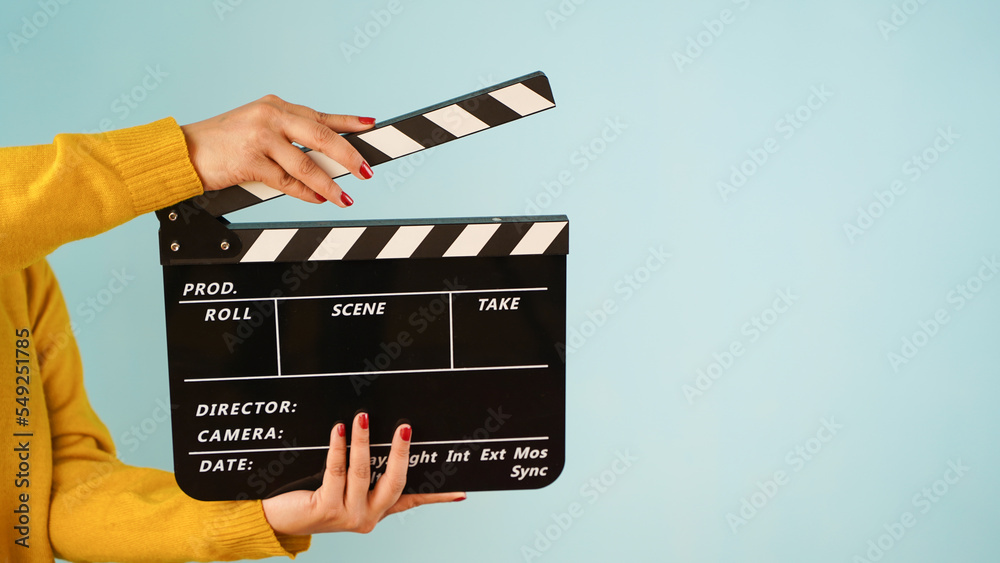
[0,119,310,561]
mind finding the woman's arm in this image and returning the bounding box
[0,118,203,277]
[26,260,307,562]
[0,95,376,277]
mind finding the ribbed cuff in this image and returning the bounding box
[99,117,204,215]
[205,500,311,558]
[275,532,313,556]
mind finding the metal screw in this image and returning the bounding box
[170,242,180,252]
[220,240,230,251]
[167,211,178,221]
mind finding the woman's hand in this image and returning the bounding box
[261,413,466,535]
[180,95,375,207]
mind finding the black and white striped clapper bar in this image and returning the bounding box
[155,72,567,500]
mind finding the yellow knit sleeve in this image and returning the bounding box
[25,261,310,561]
[0,118,204,276]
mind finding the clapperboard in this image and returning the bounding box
[156,72,568,500]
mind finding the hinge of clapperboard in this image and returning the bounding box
[155,71,568,265]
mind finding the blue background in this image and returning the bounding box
[2,1,999,561]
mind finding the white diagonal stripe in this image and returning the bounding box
[377,225,434,259]
[511,221,567,255]
[240,181,283,201]
[443,223,502,257]
[357,126,424,158]
[241,229,298,263]
[424,105,489,137]
[232,153,348,203]
[306,151,351,178]
[489,83,555,116]
[309,227,367,261]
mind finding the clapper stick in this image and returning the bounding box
[189,71,554,219]
[156,72,568,500]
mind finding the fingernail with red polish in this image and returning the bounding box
[359,116,376,125]
[336,423,345,437]
[360,162,373,179]
[358,412,369,430]
[453,495,467,502]
[315,194,327,203]
[400,426,411,442]
[340,191,354,207]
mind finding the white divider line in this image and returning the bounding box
[178,286,548,304]
[274,299,282,377]
[449,292,455,369]
[190,436,550,456]
[184,364,549,383]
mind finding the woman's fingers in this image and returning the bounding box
[182,94,375,201]
[278,111,373,182]
[263,416,463,536]
[318,423,348,504]
[263,94,376,134]
[368,424,413,513]
[265,139,351,206]
[345,412,372,514]
[383,492,468,517]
